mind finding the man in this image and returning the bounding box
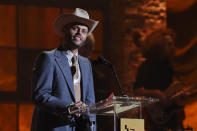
[133,28,185,131]
[31,8,99,131]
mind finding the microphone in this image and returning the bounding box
[98,56,112,66]
[92,56,125,96]
[91,56,112,66]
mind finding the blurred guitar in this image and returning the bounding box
[145,82,197,126]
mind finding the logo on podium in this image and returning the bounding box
[120,118,144,131]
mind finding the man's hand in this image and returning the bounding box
[68,101,87,117]
[153,89,171,107]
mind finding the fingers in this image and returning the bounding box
[68,101,87,117]
[74,101,83,108]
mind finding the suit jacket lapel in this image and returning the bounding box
[54,49,75,101]
[78,56,89,102]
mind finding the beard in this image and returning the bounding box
[71,40,86,49]
[63,34,86,50]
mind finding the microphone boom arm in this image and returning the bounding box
[97,56,125,96]
[110,64,125,96]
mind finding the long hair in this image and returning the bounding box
[141,28,176,61]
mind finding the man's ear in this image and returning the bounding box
[62,25,67,34]
[62,26,70,38]
[62,24,71,34]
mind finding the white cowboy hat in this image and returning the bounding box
[53,8,99,37]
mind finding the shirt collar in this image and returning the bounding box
[65,50,78,64]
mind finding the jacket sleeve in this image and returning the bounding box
[85,60,96,125]
[32,52,69,114]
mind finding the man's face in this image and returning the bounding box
[163,35,175,55]
[64,23,89,49]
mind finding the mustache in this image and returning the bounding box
[73,35,82,39]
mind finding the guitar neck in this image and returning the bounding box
[166,85,197,103]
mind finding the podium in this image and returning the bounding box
[70,96,159,131]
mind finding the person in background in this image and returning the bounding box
[133,28,186,131]
[31,8,99,131]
